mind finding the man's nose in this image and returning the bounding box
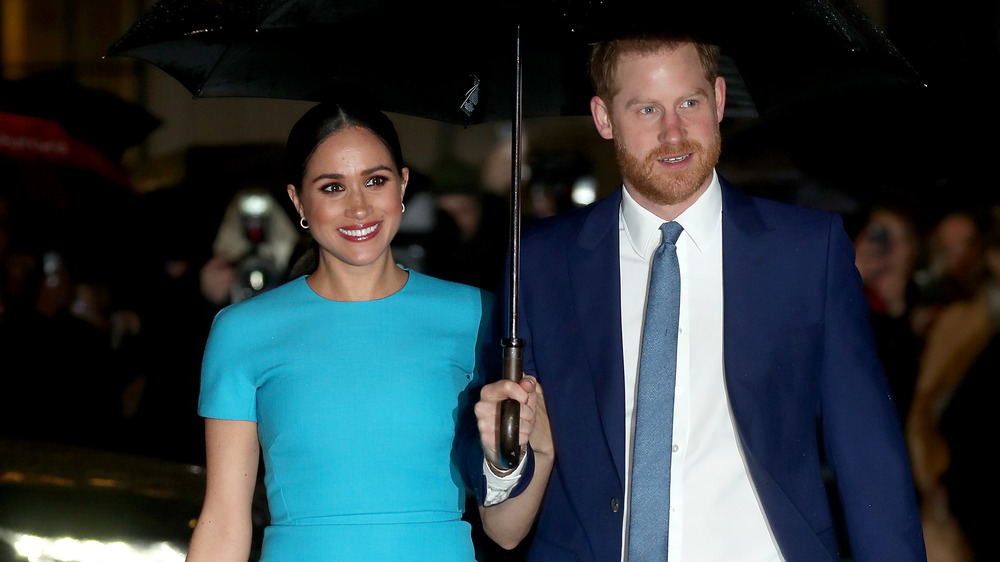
[658,112,684,144]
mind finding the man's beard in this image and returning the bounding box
[615,130,721,207]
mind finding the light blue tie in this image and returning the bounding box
[629,221,683,561]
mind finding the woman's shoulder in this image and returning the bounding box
[213,276,311,325]
[406,270,492,314]
[408,270,487,299]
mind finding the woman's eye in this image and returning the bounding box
[321,183,343,192]
[366,176,387,187]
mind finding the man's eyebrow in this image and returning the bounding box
[622,88,711,107]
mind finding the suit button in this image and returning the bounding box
[611,498,620,512]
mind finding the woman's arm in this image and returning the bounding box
[476,376,554,550]
[186,419,260,562]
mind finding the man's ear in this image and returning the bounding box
[590,96,614,140]
[714,75,726,123]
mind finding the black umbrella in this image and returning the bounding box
[108,0,920,466]
[106,0,918,120]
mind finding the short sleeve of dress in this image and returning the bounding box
[198,306,258,422]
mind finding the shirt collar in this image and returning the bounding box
[620,169,723,259]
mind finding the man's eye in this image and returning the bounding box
[681,100,697,108]
[639,106,655,115]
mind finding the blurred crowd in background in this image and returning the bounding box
[853,204,998,562]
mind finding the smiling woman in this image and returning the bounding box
[182,101,546,562]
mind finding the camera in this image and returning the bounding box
[231,192,281,303]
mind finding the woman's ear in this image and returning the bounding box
[286,183,302,216]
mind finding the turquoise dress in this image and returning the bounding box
[198,271,489,561]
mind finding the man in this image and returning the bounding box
[474,34,925,561]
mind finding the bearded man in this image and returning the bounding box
[471,33,926,561]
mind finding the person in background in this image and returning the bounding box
[432,171,509,291]
[910,210,988,339]
[854,206,923,420]
[907,208,1000,562]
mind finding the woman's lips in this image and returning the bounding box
[338,221,381,241]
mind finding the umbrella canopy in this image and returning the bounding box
[107,0,919,125]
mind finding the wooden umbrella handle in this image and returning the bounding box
[498,338,523,468]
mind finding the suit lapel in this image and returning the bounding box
[721,180,771,441]
[568,190,628,485]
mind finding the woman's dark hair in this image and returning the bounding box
[284,101,405,192]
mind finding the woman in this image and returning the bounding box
[187,102,551,561]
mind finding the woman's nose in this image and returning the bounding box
[345,190,372,219]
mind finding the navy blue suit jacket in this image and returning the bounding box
[497,179,925,561]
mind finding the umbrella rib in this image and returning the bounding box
[193,38,243,97]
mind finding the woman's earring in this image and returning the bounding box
[300,217,309,229]
[401,202,406,213]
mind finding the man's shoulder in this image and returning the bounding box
[523,189,621,243]
[721,178,840,232]
[753,195,838,225]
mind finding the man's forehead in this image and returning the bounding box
[610,45,709,94]
[613,43,701,74]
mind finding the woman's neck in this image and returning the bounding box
[307,253,408,302]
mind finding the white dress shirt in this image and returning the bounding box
[619,170,782,561]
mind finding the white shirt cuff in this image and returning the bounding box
[482,456,525,506]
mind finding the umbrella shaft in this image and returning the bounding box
[508,25,523,341]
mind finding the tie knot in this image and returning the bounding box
[659,221,684,245]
